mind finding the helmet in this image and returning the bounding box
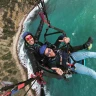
[22,32,32,40]
[39,45,47,55]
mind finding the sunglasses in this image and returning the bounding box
[25,35,33,41]
[46,49,52,57]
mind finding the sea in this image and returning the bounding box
[22,0,96,96]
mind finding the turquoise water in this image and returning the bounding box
[27,0,96,96]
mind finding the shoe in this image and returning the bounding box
[84,37,93,50]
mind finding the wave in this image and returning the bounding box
[17,0,50,96]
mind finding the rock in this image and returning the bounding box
[0,27,3,37]
[0,8,4,16]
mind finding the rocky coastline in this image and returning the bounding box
[0,0,38,95]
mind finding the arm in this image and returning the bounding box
[27,50,39,74]
[52,67,64,76]
[54,34,70,48]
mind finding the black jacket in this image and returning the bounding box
[25,43,42,74]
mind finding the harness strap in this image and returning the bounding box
[40,0,50,23]
[69,55,77,64]
[35,20,44,40]
[0,77,37,92]
[44,25,66,42]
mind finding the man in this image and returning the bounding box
[39,38,96,80]
[22,32,42,74]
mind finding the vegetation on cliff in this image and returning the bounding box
[0,0,38,95]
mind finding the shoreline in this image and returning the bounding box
[0,1,41,96]
[12,15,34,96]
[11,0,48,95]
[11,1,41,95]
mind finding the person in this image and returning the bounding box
[53,34,93,52]
[22,32,93,75]
[39,38,96,80]
[22,32,42,74]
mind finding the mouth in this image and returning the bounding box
[29,40,34,44]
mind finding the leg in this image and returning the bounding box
[69,44,84,52]
[71,52,96,61]
[74,63,96,79]
[70,37,93,52]
[60,44,85,53]
[61,37,93,52]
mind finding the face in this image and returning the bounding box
[25,35,34,45]
[44,48,56,57]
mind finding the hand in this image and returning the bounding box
[52,67,64,75]
[35,71,46,85]
[35,71,43,78]
[59,37,70,44]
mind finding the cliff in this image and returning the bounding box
[0,0,38,95]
